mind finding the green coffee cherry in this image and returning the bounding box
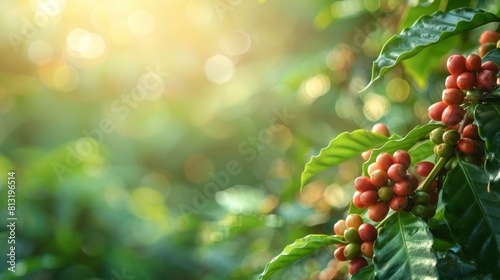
[430,128,445,145]
[414,191,431,205]
[466,90,481,103]
[377,186,393,202]
[344,227,363,244]
[343,243,361,260]
[442,130,461,145]
[436,143,455,158]
[411,204,429,220]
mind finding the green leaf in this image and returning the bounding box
[442,161,500,275]
[374,212,438,279]
[366,8,500,89]
[259,234,346,280]
[475,103,500,191]
[301,130,390,188]
[407,139,437,167]
[362,123,443,175]
[352,264,374,280]
[481,47,500,65]
[398,0,443,32]
[437,250,478,279]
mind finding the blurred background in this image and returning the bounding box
[0,0,498,279]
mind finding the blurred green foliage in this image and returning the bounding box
[0,0,498,279]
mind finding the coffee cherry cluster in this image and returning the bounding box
[354,150,417,222]
[333,214,377,275]
[430,123,484,165]
[478,30,500,57]
[429,53,499,127]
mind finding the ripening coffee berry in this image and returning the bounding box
[480,61,499,73]
[355,176,376,192]
[361,242,374,258]
[477,70,497,91]
[407,174,419,192]
[389,196,408,212]
[428,101,448,121]
[372,123,390,137]
[430,127,445,145]
[466,54,482,72]
[387,163,407,182]
[361,149,372,161]
[442,129,461,145]
[447,55,466,75]
[466,90,481,103]
[344,228,363,244]
[334,219,347,236]
[441,105,465,126]
[393,150,411,169]
[479,30,500,45]
[358,223,377,242]
[368,202,389,222]
[479,42,496,57]
[360,190,379,206]
[456,72,476,90]
[334,246,347,261]
[458,138,476,155]
[343,243,361,260]
[414,191,431,205]
[367,162,378,176]
[378,186,394,202]
[345,214,364,229]
[376,152,393,171]
[411,204,430,220]
[392,180,413,196]
[370,169,388,188]
[436,143,455,158]
[348,258,368,275]
[462,124,479,140]
[442,88,465,105]
[415,161,435,177]
[445,75,458,89]
[353,191,368,209]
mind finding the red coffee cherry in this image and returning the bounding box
[447,55,466,75]
[353,191,368,209]
[465,54,482,72]
[370,169,388,188]
[360,190,379,206]
[334,219,347,236]
[456,72,476,90]
[479,30,500,45]
[389,196,408,212]
[415,161,435,177]
[445,75,459,89]
[358,223,377,242]
[393,150,411,169]
[462,124,479,140]
[477,70,497,91]
[334,246,347,261]
[361,242,374,258]
[480,61,499,73]
[372,123,390,137]
[458,138,476,155]
[407,174,419,192]
[428,101,447,121]
[345,214,364,229]
[441,105,465,126]
[387,163,407,182]
[368,202,389,222]
[376,152,393,171]
[348,258,368,275]
[354,176,376,192]
[392,180,413,196]
[442,88,465,105]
